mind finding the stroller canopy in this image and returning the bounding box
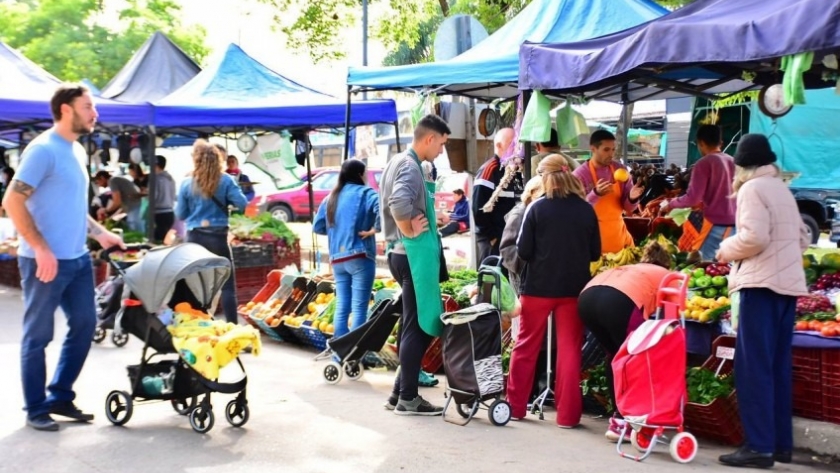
[122,243,231,313]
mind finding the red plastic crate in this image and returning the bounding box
[821,350,840,424]
[420,296,460,374]
[237,270,283,327]
[684,336,745,446]
[234,265,275,304]
[792,348,823,421]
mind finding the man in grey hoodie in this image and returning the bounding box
[153,155,177,243]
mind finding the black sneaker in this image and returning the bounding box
[27,414,59,431]
[774,451,792,464]
[49,402,94,422]
[383,396,398,411]
[719,446,774,469]
[394,396,443,416]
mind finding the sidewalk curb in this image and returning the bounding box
[794,417,840,458]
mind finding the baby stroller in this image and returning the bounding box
[92,244,151,347]
[102,243,250,434]
[440,260,511,427]
[612,272,699,463]
[321,292,402,384]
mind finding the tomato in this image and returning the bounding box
[821,326,837,337]
[810,321,824,331]
[795,321,810,331]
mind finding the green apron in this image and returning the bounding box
[401,151,444,337]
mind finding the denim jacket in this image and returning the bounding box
[313,183,381,262]
[175,174,249,231]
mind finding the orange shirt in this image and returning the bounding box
[584,264,672,318]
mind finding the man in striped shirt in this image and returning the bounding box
[471,128,523,268]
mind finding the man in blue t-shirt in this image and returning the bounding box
[2,84,124,432]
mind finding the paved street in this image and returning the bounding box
[0,286,834,473]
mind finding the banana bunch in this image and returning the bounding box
[590,247,644,275]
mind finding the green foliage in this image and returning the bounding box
[686,367,734,405]
[0,0,209,87]
[580,362,615,413]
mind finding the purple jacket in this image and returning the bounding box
[572,161,637,214]
[669,152,736,226]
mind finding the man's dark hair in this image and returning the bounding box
[696,124,722,147]
[156,155,167,170]
[590,129,616,148]
[94,170,111,181]
[50,83,89,121]
[213,143,228,157]
[539,128,559,148]
[414,114,451,140]
[453,188,464,196]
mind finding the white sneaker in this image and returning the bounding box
[605,417,629,443]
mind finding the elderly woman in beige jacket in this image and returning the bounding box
[715,134,809,469]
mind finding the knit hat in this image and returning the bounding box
[734,134,777,168]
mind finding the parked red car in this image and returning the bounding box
[246,168,383,222]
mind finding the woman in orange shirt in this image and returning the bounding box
[578,241,673,442]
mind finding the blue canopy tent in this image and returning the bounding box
[154,44,397,133]
[0,41,153,142]
[518,0,840,102]
[347,0,666,101]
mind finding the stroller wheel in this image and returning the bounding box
[631,428,654,453]
[669,432,698,464]
[92,327,106,344]
[105,390,133,426]
[189,405,215,434]
[111,331,129,347]
[323,362,343,385]
[488,399,511,427]
[343,361,364,381]
[225,400,250,427]
[171,397,198,416]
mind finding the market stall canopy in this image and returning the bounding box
[0,42,154,133]
[101,31,201,103]
[153,44,397,132]
[518,0,840,102]
[347,0,666,101]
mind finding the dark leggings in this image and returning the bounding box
[577,285,637,416]
[388,252,433,401]
[154,212,175,243]
[187,229,238,324]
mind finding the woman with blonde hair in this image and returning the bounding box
[499,176,544,294]
[175,140,249,324]
[716,134,809,469]
[506,154,601,426]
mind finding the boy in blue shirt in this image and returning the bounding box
[2,84,124,432]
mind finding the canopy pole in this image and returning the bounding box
[306,149,317,271]
[522,91,533,180]
[394,120,401,153]
[618,85,632,164]
[146,126,157,243]
[343,86,352,161]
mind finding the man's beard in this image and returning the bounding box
[71,110,94,135]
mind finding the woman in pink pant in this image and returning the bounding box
[506,154,601,427]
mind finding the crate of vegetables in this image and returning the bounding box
[683,336,744,446]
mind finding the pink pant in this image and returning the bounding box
[506,296,584,426]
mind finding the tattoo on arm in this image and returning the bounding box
[11,180,34,197]
[87,216,104,237]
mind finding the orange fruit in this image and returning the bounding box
[614,168,629,183]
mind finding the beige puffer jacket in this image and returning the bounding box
[717,165,809,297]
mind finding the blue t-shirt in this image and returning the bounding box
[15,129,90,260]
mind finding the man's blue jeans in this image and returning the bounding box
[701,225,736,261]
[332,256,376,338]
[19,254,96,418]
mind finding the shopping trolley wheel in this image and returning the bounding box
[111,330,129,347]
[105,390,133,426]
[225,400,250,428]
[189,405,215,434]
[343,361,364,381]
[323,362,343,384]
[631,429,654,453]
[171,397,198,416]
[455,404,471,419]
[488,399,511,427]
[669,432,698,464]
[92,327,106,344]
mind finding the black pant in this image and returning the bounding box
[154,211,175,243]
[439,222,460,238]
[475,234,500,270]
[388,252,433,401]
[187,229,238,324]
[577,285,636,416]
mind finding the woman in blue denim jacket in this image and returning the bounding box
[176,140,249,324]
[314,159,380,337]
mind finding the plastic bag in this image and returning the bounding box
[519,91,552,143]
[555,101,589,147]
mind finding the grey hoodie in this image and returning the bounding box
[154,170,177,213]
[380,151,428,255]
